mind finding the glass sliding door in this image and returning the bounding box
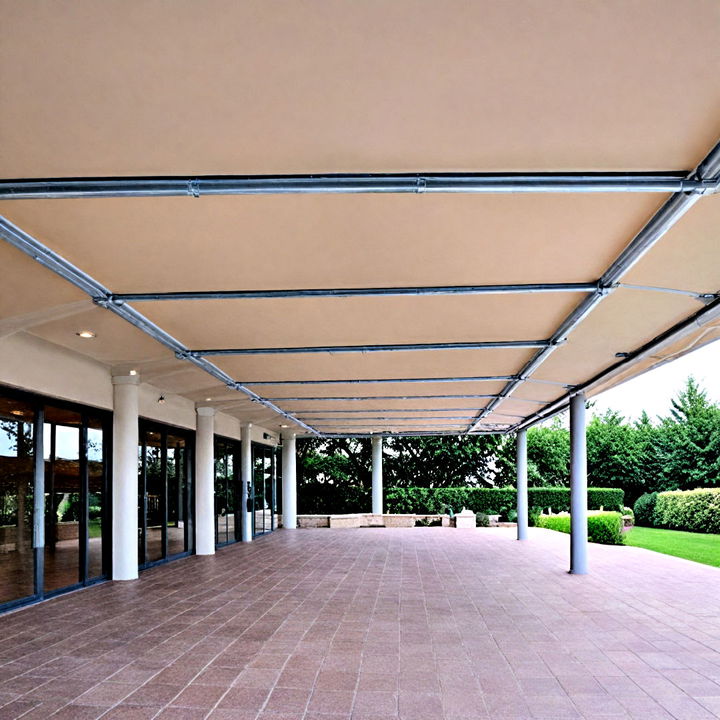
[138,422,192,569]
[215,438,239,547]
[0,396,35,605]
[43,406,110,595]
[0,386,111,613]
[252,443,278,537]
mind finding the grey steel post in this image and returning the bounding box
[570,393,588,574]
[371,436,383,515]
[516,429,528,541]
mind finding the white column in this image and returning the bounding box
[282,433,297,529]
[112,374,140,581]
[516,429,528,541]
[240,422,253,542]
[195,407,215,555]
[372,436,383,515]
[570,392,588,574]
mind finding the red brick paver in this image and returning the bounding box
[1,527,720,719]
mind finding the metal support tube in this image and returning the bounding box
[194,340,550,356]
[1,172,715,200]
[244,375,517,386]
[372,437,383,515]
[570,393,588,575]
[516,429,528,541]
[271,394,497,402]
[111,282,597,302]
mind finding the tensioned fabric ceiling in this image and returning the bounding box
[1,0,719,437]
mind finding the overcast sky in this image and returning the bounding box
[590,339,720,422]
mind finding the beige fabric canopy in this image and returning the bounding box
[1,0,719,436]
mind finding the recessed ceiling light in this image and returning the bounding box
[205,397,212,402]
[129,369,138,376]
[157,395,166,404]
[76,330,96,338]
[10,410,24,416]
[280,424,289,428]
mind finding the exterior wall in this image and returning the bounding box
[0,333,112,410]
[0,331,267,440]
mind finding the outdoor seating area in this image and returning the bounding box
[2,527,720,720]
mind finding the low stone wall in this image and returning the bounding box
[296,513,448,529]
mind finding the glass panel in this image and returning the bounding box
[0,396,35,604]
[44,407,82,593]
[166,434,186,557]
[144,431,163,563]
[214,442,229,545]
[87,419,104,579]
[263,453,273,533]
[252,448,264,536]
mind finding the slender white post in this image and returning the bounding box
[516,429,528,540]
[195,407,215,555]
[112,374,140,580]
[570,392,588,574]
[240,422,253,542]
[372,436,383,515]
[282,433,297,529]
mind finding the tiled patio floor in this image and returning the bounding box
[2,527,720,720]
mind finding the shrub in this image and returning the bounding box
[475,512,490,527]
[653,488,720,534]
[633,492,657,526]
[536,512,624,545]
[384,487,624,515]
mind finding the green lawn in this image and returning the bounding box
[625,526,720,568]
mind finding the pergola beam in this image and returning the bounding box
[2,172,717,200]
[194,340,551,356]
[110,282,596,302]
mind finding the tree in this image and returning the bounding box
[383,435,503,488]
[494,418,569,487]
[655,377,720,491]
[586,409,646,502]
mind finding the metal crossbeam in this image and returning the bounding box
[293,408,486,414]
[266,394,497,401]
[466,136,720,433]
[243,375,516,385]
[194,340,550,356]
[297,416,476,421]
[110,282,595,302]
[2,172,717,200]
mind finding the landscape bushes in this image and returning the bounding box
[536,512,625,545]
[633,488,720,534]
[385,487,624,515]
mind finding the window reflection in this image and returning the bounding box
[0,397,35,604]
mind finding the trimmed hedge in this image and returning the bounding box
[634,488,720,534]
[536,512,625,545]
[385,487,624,515]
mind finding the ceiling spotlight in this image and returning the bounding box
[129,369,138,376]
[157,395,166,404]
[10,410,24,416]
[280,424,289,428]
[76,330,96,338]
[205,397,212,402]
